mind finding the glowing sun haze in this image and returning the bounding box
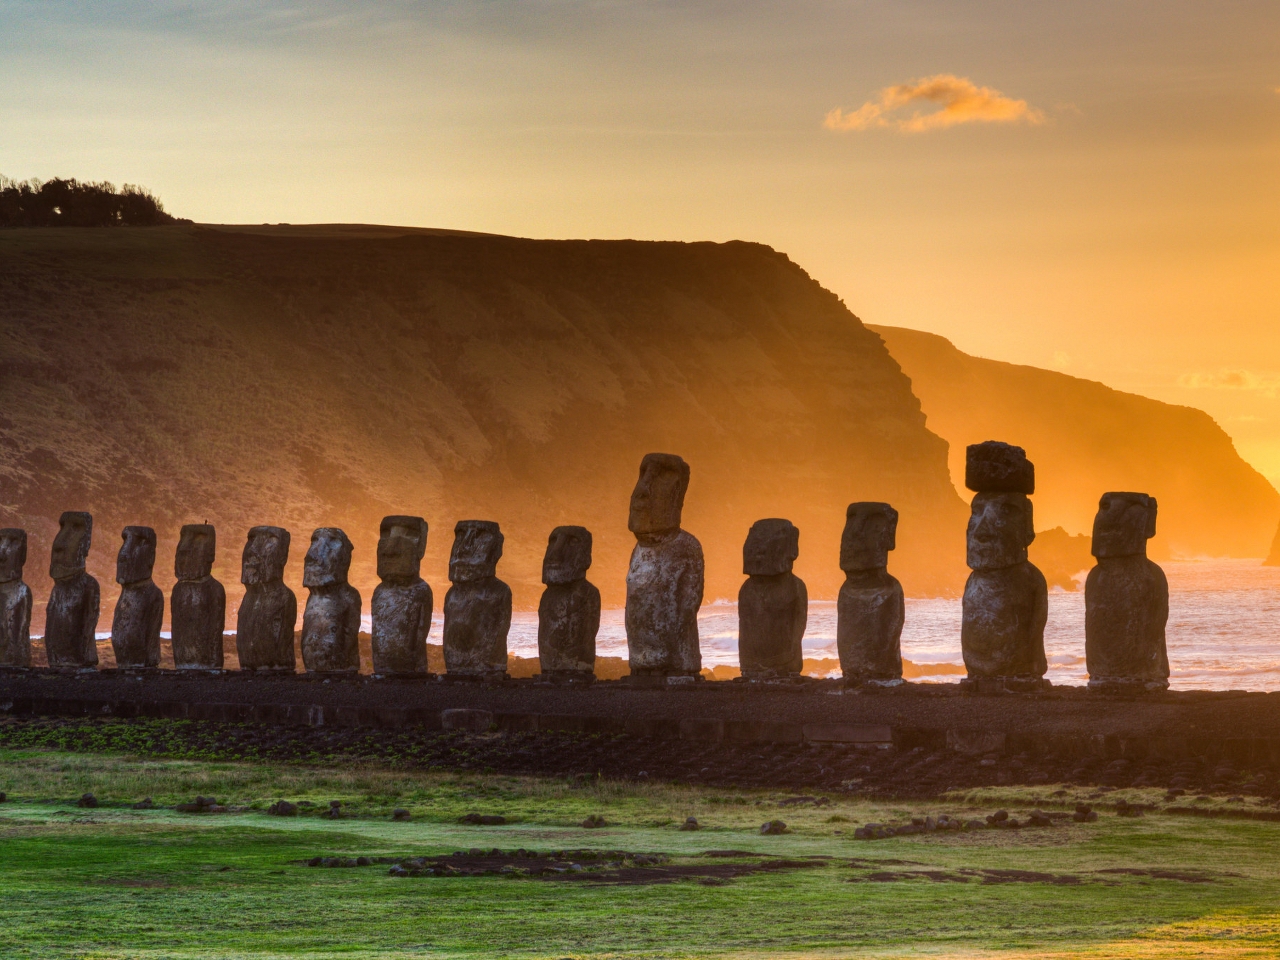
[2,0,1278,488]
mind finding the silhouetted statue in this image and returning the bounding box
[171,524,225,670]
[371,515,432,678]
[837,503,904,684]
[625,453,703,677]
[737,519,806,679]
[111,526,163,669]
[0,529,32,668]
[236,526,296,672]
[537,525,600,678]
[45,511,99,669]
[960,442,1048,686]
[1085,492,1169,690]
[443,520,510,676]
[301,528,361,675]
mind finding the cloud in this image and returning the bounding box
[1179,370,1280,397]
[824,74,1044,133]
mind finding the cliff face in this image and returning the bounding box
[872,325,1280,559]
[0,225,967,628]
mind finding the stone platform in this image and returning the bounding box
[1,671,1278,767]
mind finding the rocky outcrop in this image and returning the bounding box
[0,225,967,626]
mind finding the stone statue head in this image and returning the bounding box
[377,515,428,583]
[0,529,27,583]
[449,520,503,583]
[743,518,800,576]
[116,526,157,585]
[49,511,92,580]
[542,525,593,585]
[241,525,290,586]
[303,527,353,588]
[966,441,1035,495]
[840,502,898,572]
[1092,492,1157,559]
[628,453,690,538]
[966,493,1035,570]
[175,524,216,581]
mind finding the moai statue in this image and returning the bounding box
[837,503,905,685]
[236,526,297,672]
[960,442,1048,687]
[537,526,600,678]
[442,520,511,676]
[737,519,806,679]
[171,524,225,670]
[625,453,704,678]
[0,529,32,668]
[301,528,361,675]
[45,511,100,669]
[371,516,432,678]
[1085,492,1169,691]
[111,526,164,669]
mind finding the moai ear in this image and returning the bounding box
[1023,498,1036,548]
[1145,497,1158,539]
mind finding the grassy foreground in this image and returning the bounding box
[1,749,1279,959]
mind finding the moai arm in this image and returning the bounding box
[585,582,602,647]
[345,587,363,657]
[281,590,298,652]
[677,537,705,618]
[792,575,809,653]
[416,583,434,646]
[82,576,101,665]
[147,588,165,649]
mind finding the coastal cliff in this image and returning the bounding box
[0,225,967,625]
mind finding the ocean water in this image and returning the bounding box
[490,559,1280,691]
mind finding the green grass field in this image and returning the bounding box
[2,748,1279,959]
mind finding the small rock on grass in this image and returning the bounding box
[392,808,411,822]
[267,800,298,817]
[77,794,97,809]
[760,820,787,835]
[131,797,155,810]
[1073,804,1098,823]
[679,817,700,831]
[581,814,607,829]
[459,813,507,825]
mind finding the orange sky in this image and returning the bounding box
[2,1,1278,486]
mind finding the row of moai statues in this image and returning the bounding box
[0,446,1169,689]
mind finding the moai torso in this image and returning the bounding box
[960,442,1048,681]
[1085,492,1169,688]
[301,527,361,674]
[171,524,225,670]
[625,453,703,677]
[537,526,601,676]
[836,503,904,683]
[235,526,297,671]
[45,511,100,668]
[737,519,806,679]
[0,529,32,668]
[112,526,164,669]
[443,521,511,676]
[371,516,433,677]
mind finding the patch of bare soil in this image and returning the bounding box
[306,848,829,886]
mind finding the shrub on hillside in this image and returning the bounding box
[0,176,182,227]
